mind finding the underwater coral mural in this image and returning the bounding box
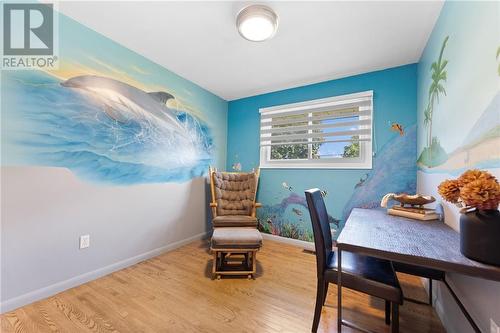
[256,125,417,241]
[1,12,226,185]
[257,192,340,242]
[257,193,315,242]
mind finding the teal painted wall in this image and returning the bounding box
[416,1,500,332]
[227,64,418,240]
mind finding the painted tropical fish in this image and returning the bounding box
[329,217,341,226]
[355,173,370,188]
[232,162,242,171]
[282,182,293,191]
[292,208,303,216]
[390,122,404,136]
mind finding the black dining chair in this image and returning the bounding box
[305,189,403,333]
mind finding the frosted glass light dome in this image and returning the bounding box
[237,5,278,42]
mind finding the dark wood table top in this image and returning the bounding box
[337,208,500,282]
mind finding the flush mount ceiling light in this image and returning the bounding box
[236,5,278,42]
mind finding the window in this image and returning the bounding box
[259,91,373,169]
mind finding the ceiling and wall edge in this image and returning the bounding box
[55,1,444,101]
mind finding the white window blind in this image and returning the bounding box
[259,91,373,169]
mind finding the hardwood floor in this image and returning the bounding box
[1,240,445,333]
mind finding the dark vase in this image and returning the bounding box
[460,209,500,266]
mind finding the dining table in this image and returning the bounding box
[335,208,500,333]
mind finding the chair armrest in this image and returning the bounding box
[254,203,262,208]
[210,203,217,208]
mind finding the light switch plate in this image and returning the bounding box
[491,318,500,333]
[79,234,90,249]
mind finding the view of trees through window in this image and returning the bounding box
[269,113,361,160]
[270,143,317,160]
[342,137,360,158]
[270,113,309,160]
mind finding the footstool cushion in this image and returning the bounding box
[212,215,258,228]
[211,228,263,249]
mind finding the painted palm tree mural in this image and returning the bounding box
[418,36,500,173]
[418,36,449,167]
[497,46,500,76]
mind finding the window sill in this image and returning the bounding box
[259,163,372,170]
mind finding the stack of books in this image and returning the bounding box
[387,205,439,221]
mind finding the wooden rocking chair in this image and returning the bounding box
[208,167,263,279]
[208,166,262,228]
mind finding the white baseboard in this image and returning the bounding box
[425,276,486,333]
[434,293,449,332]
[260,232,315,251]
[423,277,448,331]
[0,232,207,314]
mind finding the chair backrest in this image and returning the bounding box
[305,188,333,277]
[209,167,259,217]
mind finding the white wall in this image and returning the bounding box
[0,167,213,312]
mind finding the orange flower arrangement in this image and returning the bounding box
[457,169,496,186]
[460,178,500,210]
[438,179,461,203]
[438,169,500,211]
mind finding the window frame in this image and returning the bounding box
[259,91,373,170]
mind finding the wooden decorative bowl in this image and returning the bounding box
[393,194,436,206]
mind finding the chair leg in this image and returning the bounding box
[312,278,325,333]
[212,251,217,278]
[252,251,257,274]
[322,281,329,305]
[385,300,391,325]
[391,303,399,333]
[429,279,433,305]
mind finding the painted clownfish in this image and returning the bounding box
[390,122,404,136]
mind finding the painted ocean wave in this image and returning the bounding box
[342,124,417,220]
[2,71,213,184]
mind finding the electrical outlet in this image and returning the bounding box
[491,318,500,333]
[79,234,90,249]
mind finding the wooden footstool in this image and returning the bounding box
[210,228,263,279]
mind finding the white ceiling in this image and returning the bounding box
[57,1,443,101]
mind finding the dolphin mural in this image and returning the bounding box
[0,70,215,184]
[61,75,188,138]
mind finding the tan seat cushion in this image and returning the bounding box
[211,228,263,249]
[213,215,258,228]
